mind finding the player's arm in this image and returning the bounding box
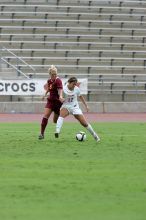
[79,95,89,112]
[57,78,64,102]
[58,88,65,103]
[42,83,49,100]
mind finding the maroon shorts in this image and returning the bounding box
[45,99,62,115]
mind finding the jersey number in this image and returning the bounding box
[68,97,73,102]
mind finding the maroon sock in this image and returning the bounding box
[41,117,48,135]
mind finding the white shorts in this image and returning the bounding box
[61,104,83,115]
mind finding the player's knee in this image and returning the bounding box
[44,115,49,119]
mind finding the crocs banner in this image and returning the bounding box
[0,78,88,95]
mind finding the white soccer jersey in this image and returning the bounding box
[61,84,82,115]
[63,84,81,107]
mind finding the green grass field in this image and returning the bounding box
[0,122,146,220]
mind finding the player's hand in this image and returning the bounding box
[59,97,65,103]
[42,96,45,101]
[86,105,90,112]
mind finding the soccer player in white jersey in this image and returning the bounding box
[55,77,100,142]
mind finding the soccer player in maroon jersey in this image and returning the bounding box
[38,65,63,139]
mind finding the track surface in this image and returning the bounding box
[0,113,145,123]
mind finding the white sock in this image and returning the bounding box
[86,124,99,138]
[56,116,64,133]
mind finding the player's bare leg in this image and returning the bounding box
[39,108,53,139]
[53,112,59,123]
[74,114,100,142]
[55,108,69,138]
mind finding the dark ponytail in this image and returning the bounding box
[68,77,78,83]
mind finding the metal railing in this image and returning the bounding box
[0,46,36,79]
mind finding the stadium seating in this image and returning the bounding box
[0,0,146,102]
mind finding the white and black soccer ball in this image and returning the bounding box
[76,131,86,141]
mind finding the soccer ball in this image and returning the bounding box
[76,131,86,141]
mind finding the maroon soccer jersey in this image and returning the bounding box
[47,77,63,100]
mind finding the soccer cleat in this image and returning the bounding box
[38,134,44,140]
[93,133,100,142]
[55,132,59,138]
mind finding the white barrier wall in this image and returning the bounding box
[0,102,145,113]
[0,79,88,95]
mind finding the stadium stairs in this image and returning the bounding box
[0,0,146,112]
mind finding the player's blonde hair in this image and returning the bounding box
[48,65,57,75]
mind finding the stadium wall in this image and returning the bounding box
[0,102,145,113]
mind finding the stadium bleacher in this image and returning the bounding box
[0,0,146,103]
